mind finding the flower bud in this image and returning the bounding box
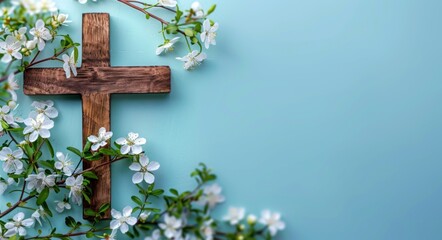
[139,211,150,222]
[8,100,16,109]
[247,214,257,225]
[57,14,68,24]
[26,39,37,50]
[236,235,244,240]
[238,224,245,231]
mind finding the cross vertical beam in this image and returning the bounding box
[23,13,171,219]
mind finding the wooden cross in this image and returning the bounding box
[23,13,171,219]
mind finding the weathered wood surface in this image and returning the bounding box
[23,13,171,219]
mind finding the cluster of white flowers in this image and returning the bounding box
[23,100,57,142]
[11,0,57,15]
[224,208,286,236]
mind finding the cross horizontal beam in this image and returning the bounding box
[24,66,171,95]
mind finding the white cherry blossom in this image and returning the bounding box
[247,214,257,225]
[158,0,177,7]
[26,38,38,50]
[12,27,27,45]
[259,210,285,236]
[129,155,160,184]
[144,229,161,240]
[32,206,48,226]
[110,206,137,234]
[30,100,58,119]
[156,37,180,55]
[54,13,71,26]
[200,219,215,240]
[191,2,204,18]
[0,35,22,63]
[159,214,183,239]
[23,113,54,142]
[88,127,113,151]
[0,147,24,174]
[176,50,207,70]
[55,152,74,176]
[5,74,19,101]
[4,212,34,237]
[62,51,77,78]
[55,200,71,213]
[224,207,245,225]
[38,0,57,12]
[0,180,7,195]
[201,19,218,49]
[29,19,52,51]
[78,0,98,4]
[198,183,225,209]
[66,175,84,205]
[25,169,57,193]
[116,132,146,155]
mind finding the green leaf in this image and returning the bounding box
[46,140,55,158]
[83,141,92,153]
[86,232,94,238]
[83,171,98,180]
[99,148,116,156]
[84,208,96,217]
[73,47,79,63]
[184,28,194,37]
[131,196,143,206]
[82,192,91,204]
[99,203,110,213]
[36,187,49,205]
[170,188,179,196]
[145,14,150,20]
[65,216,76,228]
[67,147,83,157]
[207,4,217,15]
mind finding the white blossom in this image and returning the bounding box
[62,50,77,78]
[110,206,137,234]
[159,214,183,239]
[54,13,71,26]
[247,214,257,225]
[29,19,52,51]
[30,100,58,119]
[191,2,204,18]
[38,0,57,12]
[4,212,34,237]
[54,200,71,213]
[5,74,19,101]
[55,152,74,176]
[14,0,40,15]
[0,147,24,174]
[0,180,7,195]
[25,169,57,193]
[26,38,38,50]
[176,50,207,70]
[200,219,215,240]
[32,206,48,226]
[88,127,113,151]
[65,175,84,205]
[158,0,177,7]
[156,37,180,55]
[104,229,117,240]
[259,210,285,236]
[139,211,151,222]
[129,155,160,184]
[144,229,161,240]
[224,207,245,225]
[201,19,218,49]
[78,0,98,4]
[12,27,27,45]
[0,35,22,63]
[116,132,146,155]
[23,113,54,142]
[198,183,225,209]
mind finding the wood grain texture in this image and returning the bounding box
[22,13,171,220]
[82,94,111,218]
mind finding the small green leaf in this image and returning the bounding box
[36,187,49,205]
[67,147,83,157]
[83,171,98,180]
[170,188,179,196]
[99,148,115,156]
[207,4,217,15]
[145,14,150,20]
[131,196,143,206]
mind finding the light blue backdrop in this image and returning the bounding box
[9,0,442,239]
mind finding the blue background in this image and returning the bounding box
[6,0,442,239]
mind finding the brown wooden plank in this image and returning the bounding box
[24,66,170,95]
[82,93,111,219]
[82,13,110,67]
